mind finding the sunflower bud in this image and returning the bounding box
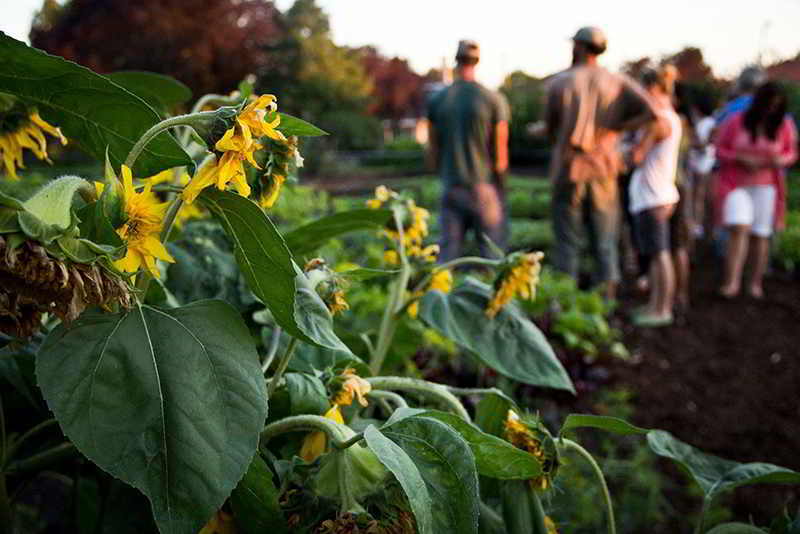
[187,106,241,150]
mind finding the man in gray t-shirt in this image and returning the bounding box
[427,40,510,261]
[545,26,655,298]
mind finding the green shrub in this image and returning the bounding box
[775,211,800,272]
[509,218,554,251]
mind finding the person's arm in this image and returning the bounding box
[425,120,439,172]
[544,84,561,142]
[631,111,671,165]
[713,114,742,164]
[773,117,798,168]
[494,120,509,175]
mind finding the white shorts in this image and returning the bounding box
[722,185,776,237]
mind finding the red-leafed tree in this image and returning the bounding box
[358,46,426,122]
[29,0,287,97]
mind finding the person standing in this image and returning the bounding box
[426,40,510,261]
[628,65,683,326]
[715,82,798,299]
[544,27,656,299]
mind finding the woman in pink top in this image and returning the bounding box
[715,82,798,298]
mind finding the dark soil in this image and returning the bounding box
[613,243,800,524]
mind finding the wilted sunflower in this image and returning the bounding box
[0,105,67,179]
[113,166,175,278]
[259,135,302,209]
[0,235,132,338]
[504,410,558,491]
[485,251,544,318]
[331,368,371,408]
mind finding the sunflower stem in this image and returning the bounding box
[260,414,354,445]
[369,207,411,375]
[559,438,616,534]
[124,113,207,171]
[267,337,298,398]
[366,376,470,421]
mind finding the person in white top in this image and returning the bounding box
[687,94,717,236]
[628,65,682,327]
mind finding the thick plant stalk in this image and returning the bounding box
[124,113,209,170]
[366,376,470,421]
[560,438,616,534]
[369,207,412,374]
[261,414,354,446]
[528,489,550,534]
[367,390,409,410]
[261,326,283,373]
[267,337,298,398]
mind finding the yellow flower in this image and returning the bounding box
[545,516,559,534]
[113,166,175,278]
[366,198,382,210]
[0,111,67,179]
[420,244,439,263]
[366,185,394,210]
[429,269,453,293]
[327,289,349,315]
[182,150,255,204]
[300,405,344,463]
[485,252,544,318]
[407,269,452,319]
[236,94,285,143]
[199,510,237,534]
[332,368,371,407]
[504,410,552,491]
[383,250,399,265]
[259,173,285,209]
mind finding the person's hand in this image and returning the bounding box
[474,182,503,229]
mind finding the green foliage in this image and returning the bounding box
[522,269,629,360]
[283,208,392,257]
[420,278,575,392]
[382,416,480,534]
[0,32,191,177]
[499,71,548,162]
[509,218,554,251]
[775,211,800,272]
[230,456,289,534]
[36,300,268,533]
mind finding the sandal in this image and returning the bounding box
[632,312,674,328]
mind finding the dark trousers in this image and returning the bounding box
[439,184,507,262]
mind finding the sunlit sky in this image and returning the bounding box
[4,0,800,89]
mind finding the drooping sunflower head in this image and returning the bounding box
[504,410,559,491]
[485,251,545,318]
[331,367,371,408]
[0,98,67,180]
[304,257,350,316]
[113,166,174,278]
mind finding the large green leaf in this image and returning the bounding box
[560,414,649,436]
[230,455,289,534]
[383,417,480,534]
[199,189,350,353]
[0,33,191,177]
[363,425,433,534]
[107,71,192,115]
[414,411,542,480]
[647,431,800,502]
[420,278,574,393]
[705,524,767,534]
[283,209,392,258]
[36,300,268,534]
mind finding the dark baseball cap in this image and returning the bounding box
[571,26,607,50]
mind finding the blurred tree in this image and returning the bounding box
[358,46,425,126]
[29,0,286,97]
[262,0,379,155]
[499,70,548,164]
[666,47,714,83]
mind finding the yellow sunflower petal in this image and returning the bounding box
[142,236,175,263]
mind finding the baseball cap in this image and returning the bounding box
[571,26,607,52]
[456,40,480,61]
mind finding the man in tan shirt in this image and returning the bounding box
[545,26,656,298]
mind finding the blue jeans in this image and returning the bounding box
[552,177,621,284]
[439,184,507,262]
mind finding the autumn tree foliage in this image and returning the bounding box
[29,0,286,97]
[358,46,426,122]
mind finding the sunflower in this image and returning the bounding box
[114,166,175,278]
[183,94,288,204]
[485,251,544,318]
[331,368,371,408]
[0,110,67,179]
[299,405,344,463]
[407,268,452,319]
[504,410,554,491]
